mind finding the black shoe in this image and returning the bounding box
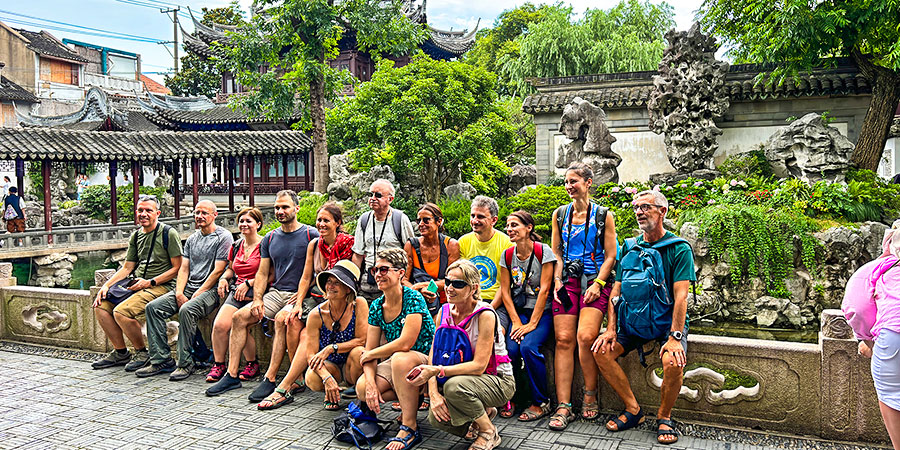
[248,378,277,403]
[341,387,357,399]
[135,358,176,378]
[124,349,150,372]
[206,373,242,397]
[91,350,131,369]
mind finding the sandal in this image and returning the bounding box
[257,388,293,410]
[465,407,497,440]
[392,394,427,412]
[657,418,679,444]
[518,402,551,422]
[387,424,421,450]
[469,428,500,450]
[499,401,515,418]
[581,389,600,421]
[324,400,341,411]
[289,380,306,395]
[548,403,573,431]
[606,407,645,432]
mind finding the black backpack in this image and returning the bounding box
[324,401,392,450]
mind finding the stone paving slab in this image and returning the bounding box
[0,346,887,450]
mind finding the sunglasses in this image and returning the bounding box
[445,278,470,289]
[415,217,433,225]
[369,191,385,199]
[369,266,398,276]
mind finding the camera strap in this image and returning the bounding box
[564,202,591,264]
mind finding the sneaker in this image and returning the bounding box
[135,358,176,378]
[206,364,226,383]
[206,373,242,397]
[341,387,357,399]
[169,364,194,381]
[124,349,150,372]
[248,378,277,403]
[238,361,260,381]
[91,349,131,369]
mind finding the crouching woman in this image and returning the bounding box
[408,259,515,450]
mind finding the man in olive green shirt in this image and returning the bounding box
[91,195,183,371]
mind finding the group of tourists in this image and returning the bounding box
[90,162,696,449]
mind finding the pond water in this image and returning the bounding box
[10,252,116,290]
[691,322,818,344]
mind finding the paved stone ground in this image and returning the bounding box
[0,344,887,450]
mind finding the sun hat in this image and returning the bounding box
[316,259,360,298]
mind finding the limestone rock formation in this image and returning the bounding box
[326,152,400,201]
[31,253,77,287]
[555,97,621,184]
[764,113,855,182]
[648,22,730,173]
[444,182,477,200]
[507,164,537,196]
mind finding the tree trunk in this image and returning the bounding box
[310,72,329,193]
[851,50,900,172]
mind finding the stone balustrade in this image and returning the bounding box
[0,269,889,444]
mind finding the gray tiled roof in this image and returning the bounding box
[0,127,312,161]
[0,76,39,103]
[14,29,90,63]
[522,61,873,114]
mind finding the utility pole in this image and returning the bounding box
[161,7,180,73]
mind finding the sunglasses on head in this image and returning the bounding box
[446,278,470,289]
[369,266,397,276]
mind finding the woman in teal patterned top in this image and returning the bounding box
[355,248,435,450]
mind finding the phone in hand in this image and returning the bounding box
[426,280,438,295]
[406,366,422,381]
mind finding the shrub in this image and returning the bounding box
[506,185,569,238]
[80,184,167,221]
[717,149,773,179]
[438,198,474,238]
[60,200,79,209]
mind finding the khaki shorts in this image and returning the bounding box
[263,288,323,321]
[97,285,172,320]
[375,351,429,389]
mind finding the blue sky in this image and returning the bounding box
[2,0,703,85]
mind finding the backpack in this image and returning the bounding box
[431,303,509,386]
[359,208,403,243]
[325,401,392,450]
[555,203,608,272]
[409,234,449,283]
[616,236,692,364]
[503,243,543,309]
[129,223,173,253]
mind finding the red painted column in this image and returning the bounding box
[132,161,140,225]
[172,159,181,219]
[191,157,199,207]
[247,155,255,207]
[109,160,118,225]
[282,154,289,191]
[227,156,235,213]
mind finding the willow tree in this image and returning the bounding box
[699,0,900,171]
[221,0,425,191]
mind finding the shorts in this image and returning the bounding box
[222,290,252,309]
[6,218,25,233]
[872,329,900,411]
[617,331,688,358]
[97,284,172,320]
[552,276,612,316]
[375,351,429,389]
[262,288,321,321]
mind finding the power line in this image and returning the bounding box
[0,16,164,43]
[115,0,191,20]
[0,9,164,42]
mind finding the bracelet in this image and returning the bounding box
[438,365,446,378]
[244,280,250,288]
[594,278,606,287]
[322,374,334,383]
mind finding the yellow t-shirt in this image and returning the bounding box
[458,230,513,303]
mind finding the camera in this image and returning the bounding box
[562,259,584,279]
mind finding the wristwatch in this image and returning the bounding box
[149,278,157,287]
[669,330,684,341]
[332,343,339,352]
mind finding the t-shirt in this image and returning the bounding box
[560,203,605,275]
[615,231,695,331]
[125,224,183,287]
[458,231,513,303]
[260,225,320,292]
[457,302,513,377]
[182,226,233,292]
[499,243,556,310]
[230,241,261,285]
[352,209,416,270]
[368,286,436,354]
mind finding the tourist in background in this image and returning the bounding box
[354,248,435,450]
[91,195,182,371]
[408,259,514,450]
[208,207,265,383]
[352,179,416,302]
[258,202,356,408]
[496,211,555,421]
[139,200,233,380]
[592,190,693,445]
[403,202,460,316]
[548,162,617,429]
[3,186,25,235]
[1,175,10,203]
[844,219,900,450]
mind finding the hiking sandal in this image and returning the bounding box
[518,402,551,422]
[324,399,341,411]
[657,418,679,444]
[606,407,644,432]
[387,424,421,450]
[469,429,500,450]
[581,389,600,421]
[548,402,573,431]
[499,401,515,418]
[465,407,497,440]
[257,388,293,411]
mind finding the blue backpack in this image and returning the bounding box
[431,303,508,386]
[616,236,690,345]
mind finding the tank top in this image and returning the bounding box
[318,303,357,364]
[560,203,604,275]
[411,236,450,303]
[460,301,513,377]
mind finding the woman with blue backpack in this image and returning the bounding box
[495,211,556,421]
[354,248,435,450]
[548,162,618,430]
[408,259,514,450]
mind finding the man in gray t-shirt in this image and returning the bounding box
[140,200,233,380]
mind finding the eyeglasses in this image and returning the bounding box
[446,278,470,289]
[415,217,433,225]
[632,204,663,213]
[369,191,385,199]
[139,194,157,200]
[369,266,398,276]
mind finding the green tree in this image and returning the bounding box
[164,4,244,98]
[221,0,426,192]
[698,0,900,171]
[328,55,517,202]
[494,0,674,95]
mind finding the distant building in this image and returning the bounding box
[0,62,40,127]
